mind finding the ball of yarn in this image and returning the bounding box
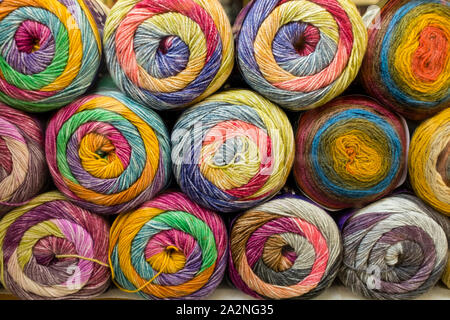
[0,0,106,112]
[109,191,228,300]
[228,194,342,299]
[0,191,111,300]
[360,0,449,121]
[0,104,47,215]
[409,108,450,216]
[339,194,448,300]
[103,0,234,111]
[45,91,171,215]
[171,89,294,213]
[293,95,409,211]
[233,0,367,111]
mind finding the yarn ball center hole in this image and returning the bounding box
[147,245,186,274]
[436,141,450,187]
[158,36,174,55]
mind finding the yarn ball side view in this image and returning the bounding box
[228,194,342,300]
[294,95,409,211]
[0,191,111,300]
[103,0,234,111]
[109,191,228,300]
[45,90,171,215]
[360,0,449,121]
[234,0,368,111]
[0,0,106,112]
[171,89,295,213]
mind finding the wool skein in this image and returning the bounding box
[360,0,449,121]
[294,95,409,211]
[228,194,342,300]
[339,194,448,300]
[0,104,47,215]
[103,0,234,111]
[109,191,228,300]
[45,91,171,215]
[0,0,107,112]
[171,89,294,213]
[233,0,367,111]
[0,191,111,300]
[409,108,450,216]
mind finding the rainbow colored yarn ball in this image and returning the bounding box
[228,194,342,300]
[233,0,367,111]
[409,108,450,216]
[360,0,449,121]
[171,89,294,213]
[45,91,171,215]
[0,0,107,113]
[103,0,234,111]
[339,194,448,300]
[0,191,111,300]
[109,191,228,300]
[293,95,409,211]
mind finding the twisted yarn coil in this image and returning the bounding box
[109,191,228,300]
[171,89,294,213]
[339,194,448,300]
[294,95,409,211]
[0,104,47,215]
[0,0,106,112]
[45,90,171,215]
[409,108,450,216]
[228,194,342,300]
[0,191,111,300]
[103,0,234,111]
[233,0,367,111]
[360,0,449,121]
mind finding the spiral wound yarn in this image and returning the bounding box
[409,108,450,216]
[103,0,234,111]
[293,95,409,211]
[339,194,448,300]
[0,104,47,215]
[0,191,111,300]
[109,191,227,300]
[0,0,106,112]
[233,0,367,111]
[228,194,342,300]
[171,89,294,213]
[360,0,449,121]
[45,91,171,215]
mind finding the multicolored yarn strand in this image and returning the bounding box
[45,90,171,215]
[294,95,409,211]
[109,191,228,300]
[339,194,448,300]
[0,191,111,300]
[171,89,294,213]
[0,104,47,215]
[360,0,449,121]
[103,0,234,111]
[0,0,107,112]
[409,108,450,216]
[233,0,367,111]
[228,194,342,300]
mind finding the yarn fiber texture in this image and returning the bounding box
[171,89,295,213]
[103,0,235,111]
[0,191,111,300]
[109,191,228,300]
[233,0,368,111]
[294,95,409,211]
[360,0,449,121]
[0,0,106,112]
[339,194,448,300]
[409,108,450,216]
[0,104,47,215]
[45,90,171,215]
[228,194,342,300]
